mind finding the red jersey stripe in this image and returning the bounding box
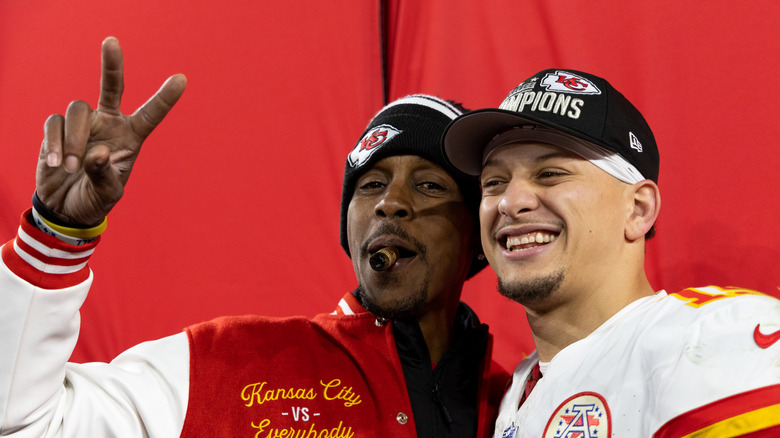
[654,384,780,437]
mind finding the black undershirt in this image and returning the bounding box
[391,303,489,437]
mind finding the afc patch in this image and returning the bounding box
[543,392,611,438]
[541,71,601,95]
[348,124,401,168]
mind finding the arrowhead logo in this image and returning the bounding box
[540,71,601,95]
[753,324,780,349]
[348,124,401,168]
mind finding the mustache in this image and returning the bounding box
[360,222,427,261]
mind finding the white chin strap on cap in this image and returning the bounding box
[482,125,646,184]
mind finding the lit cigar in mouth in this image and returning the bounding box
[369,246,400,271]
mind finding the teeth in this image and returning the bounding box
[507,232,557,251]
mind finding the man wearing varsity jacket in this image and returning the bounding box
[0,37,507,437]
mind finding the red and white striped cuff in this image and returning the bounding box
[1,209,99,289]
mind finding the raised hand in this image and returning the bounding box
[36,37,187,227]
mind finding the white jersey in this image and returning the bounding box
[495,287,780,437]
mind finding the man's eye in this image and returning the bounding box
[418,181,445,191]
[359,181,384,190]
[481,180,503,189]
[539,170,566,179]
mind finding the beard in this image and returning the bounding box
[356,279,428,320]
[355,222,430,320]
[497,269,565,306]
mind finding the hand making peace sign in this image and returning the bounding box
[35,37,187,227]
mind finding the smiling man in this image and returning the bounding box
[443,68,780,437]
[0,38,507,437]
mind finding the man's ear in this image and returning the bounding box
[626,180,660,241]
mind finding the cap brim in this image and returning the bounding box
[443,108,542,176]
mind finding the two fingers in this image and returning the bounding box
[43,101,94,172]
[99,36,188,137]
[41,37,187,173]
[43,36,121,172]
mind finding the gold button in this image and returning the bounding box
[396,412,408,424]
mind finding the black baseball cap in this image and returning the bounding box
[443,69,659,183]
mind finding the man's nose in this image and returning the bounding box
[375,181,413,219]
[497,179,539,217]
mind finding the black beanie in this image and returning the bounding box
[339,94,487,279]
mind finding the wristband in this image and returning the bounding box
[30,209,100,245]
[36,214,107,239]
[32,192,107,238]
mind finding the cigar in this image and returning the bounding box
[369,246,399,271]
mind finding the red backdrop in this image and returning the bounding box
[1,0,778,373]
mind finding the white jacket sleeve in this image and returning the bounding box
[0,213,189,437]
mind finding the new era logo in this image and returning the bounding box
[629,132,643,152]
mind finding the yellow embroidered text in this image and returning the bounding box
[251,419,355,438]
[320,379,362,407]
[242,382,317,407]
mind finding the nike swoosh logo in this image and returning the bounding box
[754,324,780,349]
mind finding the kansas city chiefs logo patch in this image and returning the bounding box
[348,124,402,168]
[543,392,611,438]
[541,71,601,95]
